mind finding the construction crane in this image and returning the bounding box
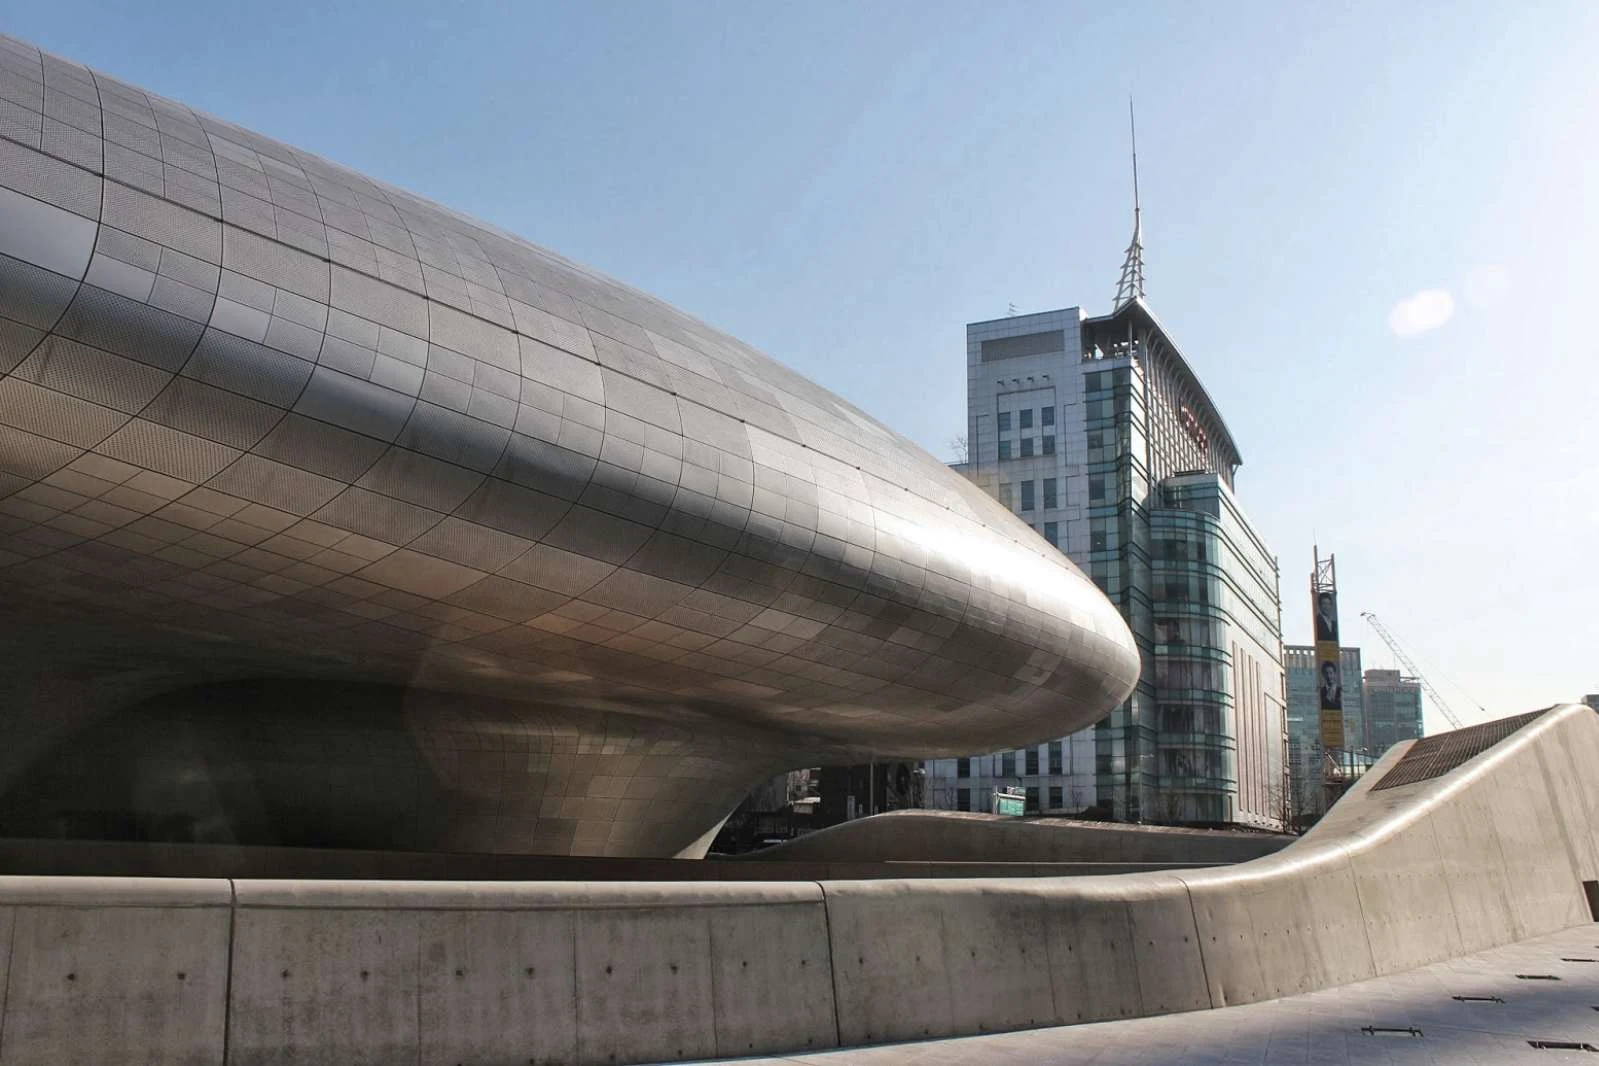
[1359,612,1466,731]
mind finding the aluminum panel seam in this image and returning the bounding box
[0,33,1139,860]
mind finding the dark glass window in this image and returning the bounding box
[1020,480,1035,511]
[1025,786,1039,812]
[1026,747,1039,775]
[1089,476,1105,501]
[1020,437,1034,458]
[1049,741,1063,775]
[1001,752,1015,778]
[1048,785,1063,809]
[1019,408,1033,429]
[997,411,1011,432]
[1041,434,1055,455]
[1044,521,1058,547]
[999,483,1012,508]
[998,440,1012,460]
[957,788,970,811]
[1042,478,1058,509]
[1041,407,1055,426]
[956,757,970,779]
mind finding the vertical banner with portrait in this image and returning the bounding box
[1313,588,1344,748]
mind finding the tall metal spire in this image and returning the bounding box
[1113,98,1145,310]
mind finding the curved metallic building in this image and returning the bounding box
[0,34,1138,857]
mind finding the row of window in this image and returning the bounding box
[996,435,1056,460]
[953,786,1075,813]
[996,407,1055,432]
[956,743,1068,779]
[998,477,1060,511]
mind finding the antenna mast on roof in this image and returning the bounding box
[1113,97,1145,310]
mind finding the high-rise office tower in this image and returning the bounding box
[1361,669,1425,752]
[926,134,1287,828]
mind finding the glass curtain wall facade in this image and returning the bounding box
[1362,670,1424,752]
[1081,359,1157,820]
[930,300,1287,829]
[1152,473,1286,825]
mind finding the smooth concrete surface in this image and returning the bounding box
[0,877,231,1066]
[694,921,1599,1064]
[0,703,1595,1064]
[221,880,841,1066]
[740,809,1289,865]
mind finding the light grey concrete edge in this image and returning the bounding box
[0,703,1593,1065]
[740,808,1287,865]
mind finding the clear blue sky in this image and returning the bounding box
[9,1,1596,727]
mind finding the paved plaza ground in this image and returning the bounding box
[697,922,1599,1065]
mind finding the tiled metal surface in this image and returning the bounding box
[0,35,1139,857]
[706,923,1599,1065]
[1372,709,1547,791]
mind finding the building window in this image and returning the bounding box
[1026,747,1039,775]
[997,411,1011,432]
[1048,785,1063,809]
[1041,434,1055,455]
[1025,786,1039,812]
[1042,407,1055,427]
[998,440,1012,460]
[998,483,1012,508]
[1048,741,1063,775]
[1020,481,1035,511]
[1020,437,1034,458]
[1042,478,1058,509]
[956,757,970,779]
[1019,409,1033,429]
[1000,752,1015,778]
[1044,521,1058,546]
[957,788,970,811]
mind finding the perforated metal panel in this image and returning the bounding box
[1371,710,1549,791]
[0,33,1142,857]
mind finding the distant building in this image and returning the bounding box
[924,295,1287,829]
[1284,645,1364,820]
[1363,670,1425,752]
[712,770,819,854]
[818,762,924,826]
[924,142,1287,830]
[925,743,1095,822]
[1583,694,1599,712]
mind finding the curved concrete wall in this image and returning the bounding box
[1,704,1595,1064]
[739,809,1289,865]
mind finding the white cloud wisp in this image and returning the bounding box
[1388,288,1456,337]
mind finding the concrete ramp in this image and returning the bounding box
[738,808,1288,865]
[1,703,1595,1064]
